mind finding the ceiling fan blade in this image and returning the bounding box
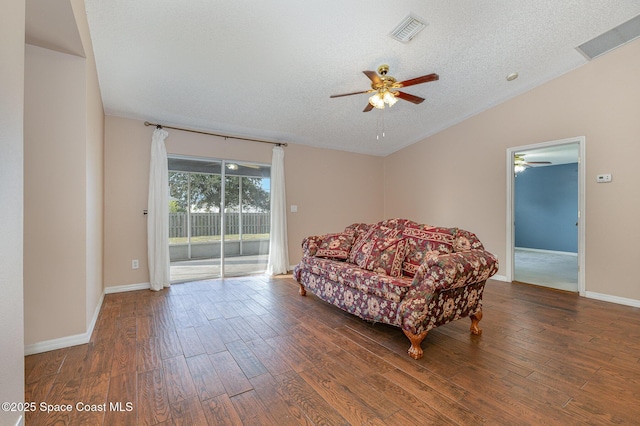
[395,91,425,104]
[363,70,382,86]
[396,73,439,88]
[363,103,374,112]
[330,90,371,98]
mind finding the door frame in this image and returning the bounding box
[505,136,586,295]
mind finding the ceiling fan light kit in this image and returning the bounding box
[383,90,397,106]
[367,64,397,110]
[368,92,385,109]
[368,89,398,109]
[331,64,439,113]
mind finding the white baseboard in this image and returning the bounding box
[489,274,508,282]
[24,283,151,355]
[87,290,104,340]
[104,282,150,294]
[493,277,640,308]
[585,291,640,308]
[24,290,105,356]
[25,328,92,356]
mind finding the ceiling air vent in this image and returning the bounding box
[576,14,640,60]
[390,14,427,43]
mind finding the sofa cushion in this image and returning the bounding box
[299,256,412,303]
[315,232,355,260]
[402,225,456,277]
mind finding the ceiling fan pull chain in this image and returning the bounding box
[376,108,386,140]
[382,108,385,138]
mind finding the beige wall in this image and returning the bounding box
[104,116,152,288]
[23,2,105,348]
[71,0,105,333]
[104,116,384,287]
[24,44,88,344]
[384,38,640,301]
[285,143,384,262]
[0,0,26,423]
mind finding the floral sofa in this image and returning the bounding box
[293,218,499,359]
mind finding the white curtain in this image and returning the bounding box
[266,145,290,275]
[147,127,171,291]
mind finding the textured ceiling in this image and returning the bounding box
[83,1,640,156]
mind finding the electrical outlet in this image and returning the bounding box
[132,259,139,269]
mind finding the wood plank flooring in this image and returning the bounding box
[25,275,640,425]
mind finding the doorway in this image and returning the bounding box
[167,156,271,282]
[506,137,585,295]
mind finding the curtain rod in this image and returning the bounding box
[144,121,287,147]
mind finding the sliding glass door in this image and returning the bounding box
[222,163,270,277]
[168,156,270,283]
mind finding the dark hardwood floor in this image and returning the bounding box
[25,275,640,425]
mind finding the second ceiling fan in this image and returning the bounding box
[514,154,552,168]
[330,64,439,112]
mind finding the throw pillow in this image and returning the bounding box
[344,222,371,239]
[362,236,408,278]
[315,232,355,260]
[349,225,400,266]
[402,225,456,277]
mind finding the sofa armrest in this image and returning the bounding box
[411,250,498,292]
[399,250,499,335]
[413,249,499,292]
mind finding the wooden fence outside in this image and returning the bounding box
[169,212,270,238]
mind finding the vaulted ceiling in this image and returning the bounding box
[31,1,640,156]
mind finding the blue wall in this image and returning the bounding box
[515,163,578,253]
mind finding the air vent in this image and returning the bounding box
[390,14,427,43]
[576,14,640,60]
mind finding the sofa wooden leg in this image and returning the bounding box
[403,329,428,360]
[298,283,306,296]
[470,311,483,335]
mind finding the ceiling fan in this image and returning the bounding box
[330,64,439,112]
[514,154,551,172]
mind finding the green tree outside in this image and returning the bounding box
[169,172,270,212]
